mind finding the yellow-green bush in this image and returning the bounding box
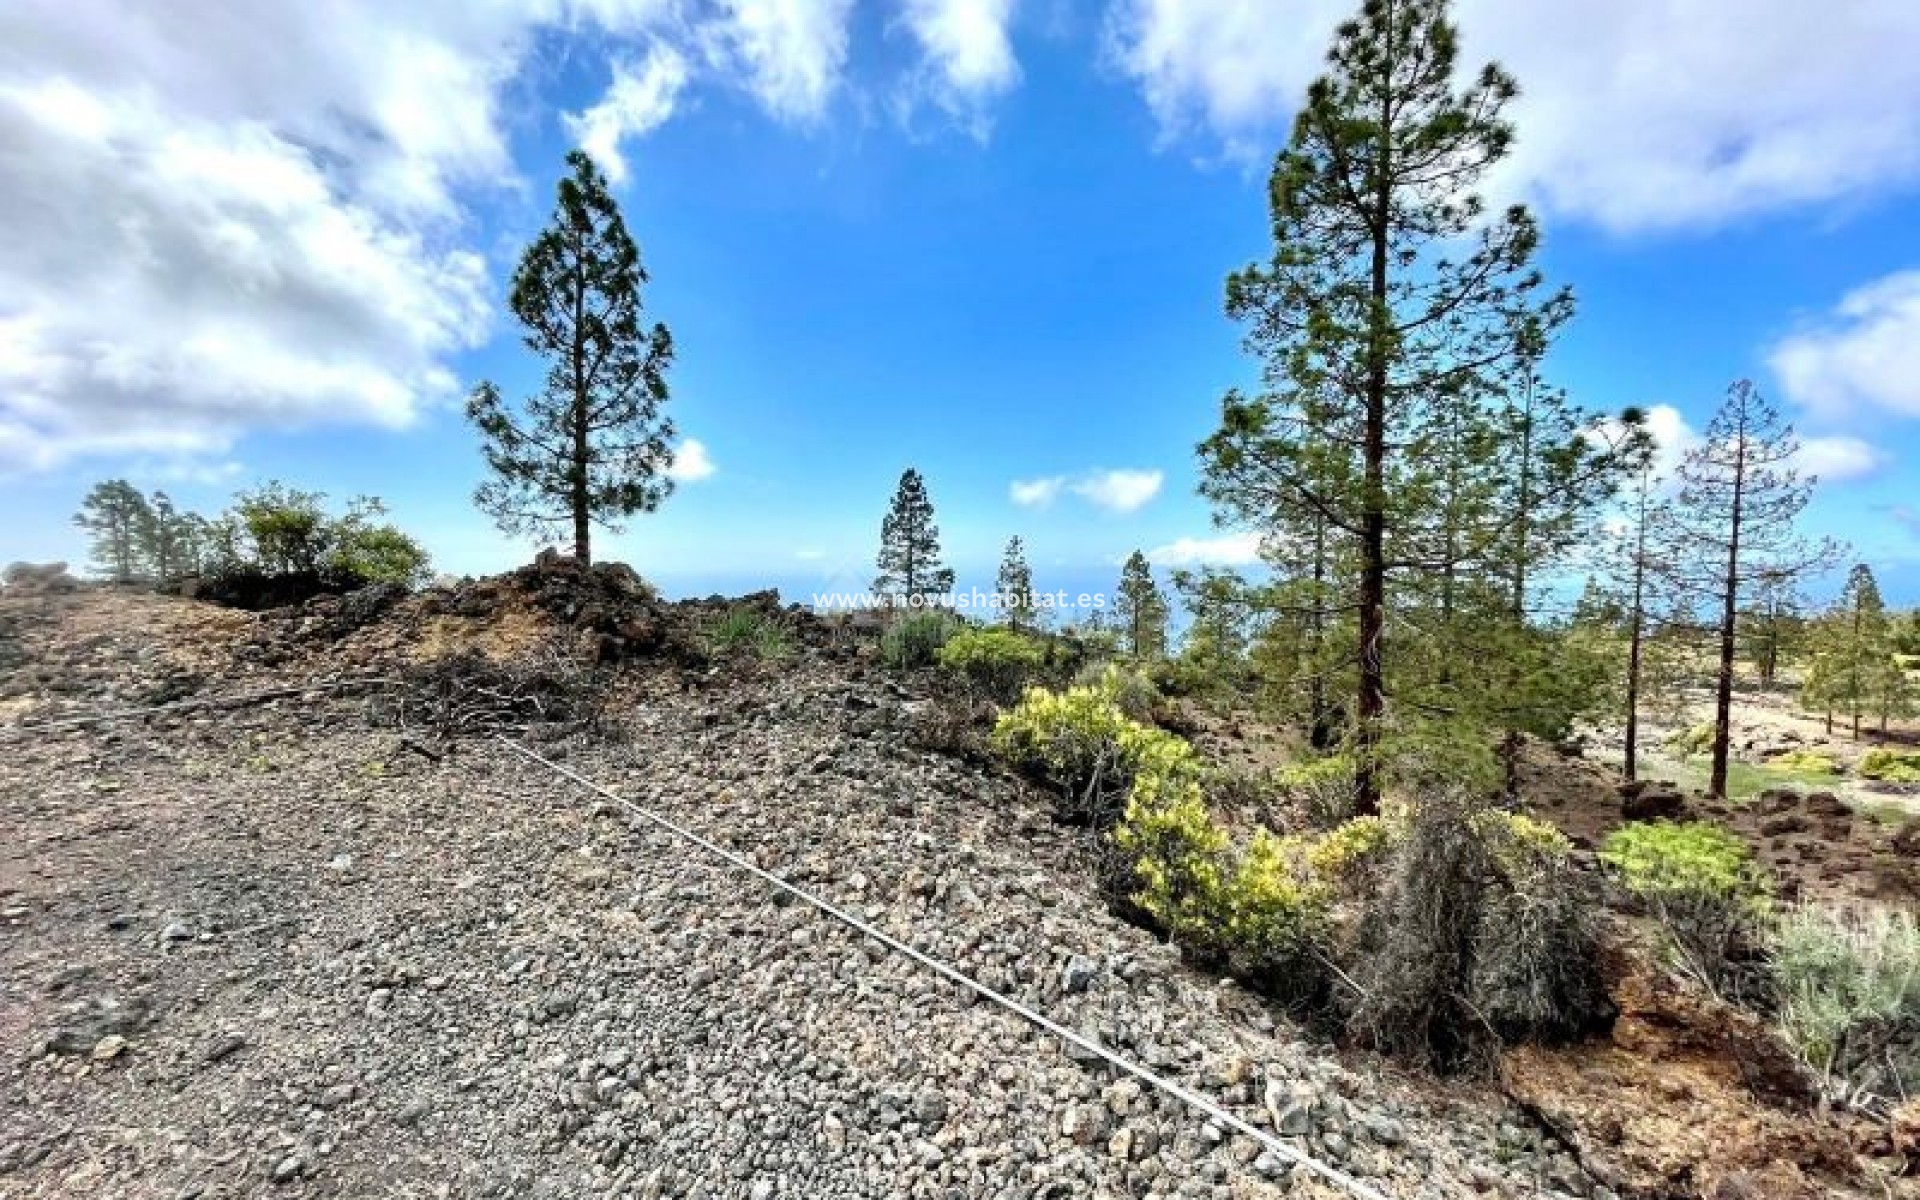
[1307,814,1394,882]
[1113,768,1231,944]
[1666,723,1716,756]
[936,625,1044,699]
[990,676,1197,826]
[1601,820,1770,904]
[1275,754,1358,827]
[1860,749,1920,783]
[1765,749,1841,775]
[1219,830,1328,979]
[1479,811,1575,880]
[1600,820,1772,995]
[1071,661,1161,721]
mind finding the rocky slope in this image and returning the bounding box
[0,574,1894,1199]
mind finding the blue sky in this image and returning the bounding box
[5,0,1920,606]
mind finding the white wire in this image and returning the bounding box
[1,681,1397,1198]
[496,734,1394,1200]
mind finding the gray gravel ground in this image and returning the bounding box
[0,665,1594,1199]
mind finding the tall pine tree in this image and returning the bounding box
[74,480,152,583]
[468,151,676,565]
[139,490,197,584]
[996,536,1037,630]
[1197,0,1601,811]
[875,469,953,607]
[1803,563,1898,739]
[1116,551,1169,659]
[1670,380,1837,796]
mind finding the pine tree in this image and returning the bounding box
[1742,569,1802,691]
[139,490,199,585]
[468,150,676,565]
[1172,567,1253,674]
[1670,380,1838,796]
[74,480,152,583]
[1614,455,1662,780]
[874,469,953,607]
[996,536,1037,631]
[1196,0,1602,811]
[1803,564,1897,739]
[1116,551,1169,659]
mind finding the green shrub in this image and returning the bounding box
[1072,661,1160,722]
[233,481,331,575]
[1601,820,1772,995]
[1277,754,1359,828]
[1666,723,1716,756]
[1306,813,1393,883]
[990,675,1198,827]
[936,626,1044,700]
[1765,749,1841,776]
[1216,829,1330,1002]
[323,498,431,586]
[702,606,792,661]
[880,611,955,669]
[1114,783,1329,1005]
[1860,749,1920,783]
[1773,905,1920,1098]
[1113,767,1232,945]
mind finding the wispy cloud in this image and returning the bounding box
[1011,467,1162,513]
[1148,531,1264,566]
[1771,269,1920,423]
[564,42,691,184]
[1009,476,1063,507]
[1106,0,1920,232]
[897,0,1021,135]
[1793,434,1885,483]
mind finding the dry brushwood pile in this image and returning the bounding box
[0,572,1905,1200]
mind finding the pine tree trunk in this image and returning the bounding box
[1709,454,1746,799]
[1353,80,1393,818]
[1624,554,1646,782]
[1309,515,1328,740]
[569,226,593,566]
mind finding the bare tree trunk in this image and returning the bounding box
[1709,460,1745,799]
[1354,70,1393,818]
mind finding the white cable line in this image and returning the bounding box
[0,678,403,738]
[495,734,1394,1200]
[6,681,1395,1198]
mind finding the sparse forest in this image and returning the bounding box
[9,0,1920,1197]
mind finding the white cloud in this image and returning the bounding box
[1011,468,1164,513]
[565,42,692,183]
[1638,403,1700,481]
[705,0,856,123]
[1071,467,1163,513]
[0,0,869,472]
[1770,270,1920,423]
[1148,531,1264,567]
[667,437,717,482]
[1793,435,1885,483]
[1104,0,1920,231]
[1596,400,1880,491]
[899,0,1021,131]
[1010,476,1064,507]
[0,71,490,471]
